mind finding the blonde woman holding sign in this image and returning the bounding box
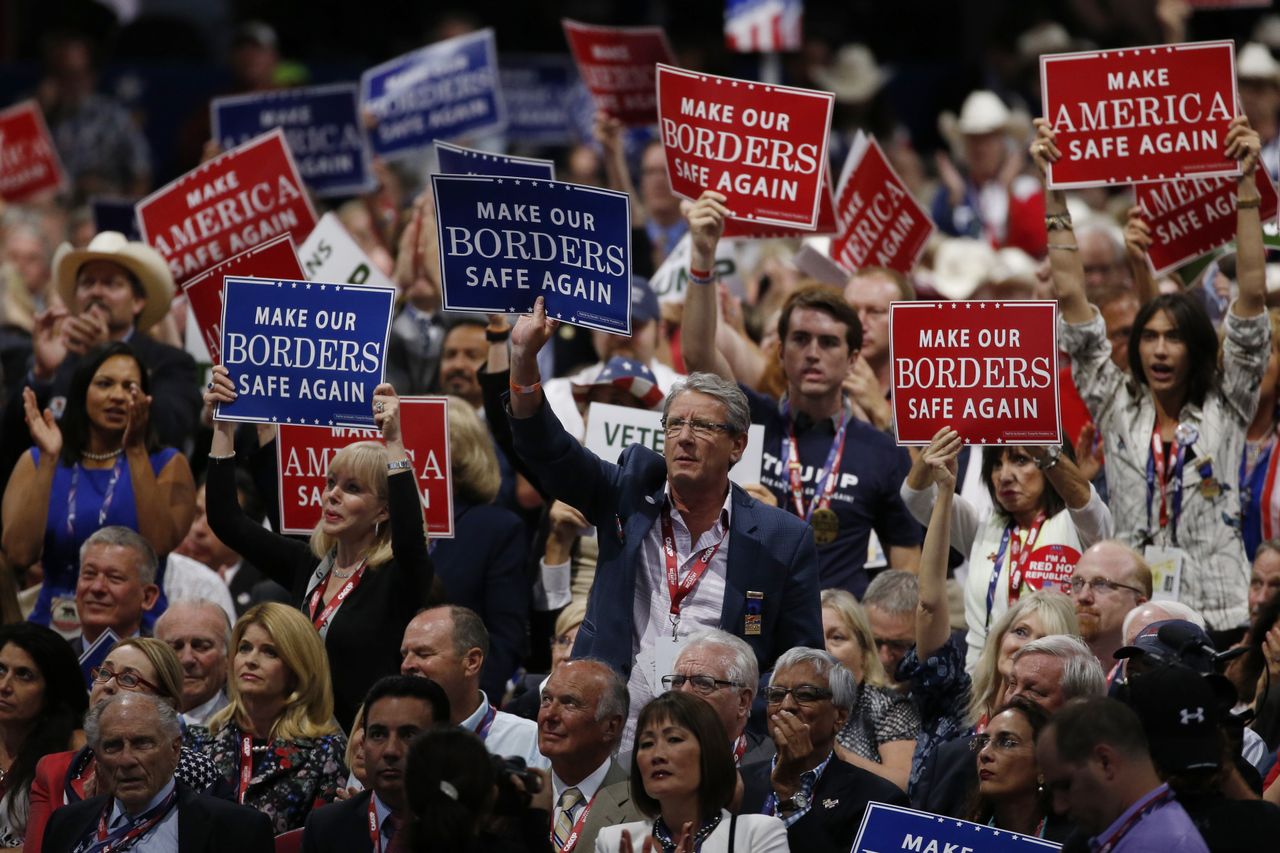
[202,364,434,731]
[901,427,1109,671]
[1033,115,1268,632]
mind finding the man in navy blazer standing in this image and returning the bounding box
[508,296,822,745]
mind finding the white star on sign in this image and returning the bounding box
[271,416,278,422]
[286,417,292,423]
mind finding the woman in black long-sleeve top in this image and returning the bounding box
[202,365,433,731]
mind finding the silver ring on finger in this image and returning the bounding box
[375,401,386,413]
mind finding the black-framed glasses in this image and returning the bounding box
[661,674,740,695]
[764,685,834,705]
[970,732,1029,753]
[91,665,160,693]
[660,417,737,440]
[1069,577,1145,597]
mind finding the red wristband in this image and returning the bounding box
[689,266,713,280]
[510,379,542,396]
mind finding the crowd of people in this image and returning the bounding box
[1,4,1280,852]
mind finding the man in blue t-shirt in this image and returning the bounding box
[680,191,921,595]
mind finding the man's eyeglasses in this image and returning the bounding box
[764,685,834,705]
[1069,577,1145,597]
[660,417,737,440]
[661,674,740,695]
[970,732,1029,753]
[91,665,159,693]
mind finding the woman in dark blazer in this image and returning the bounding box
[202,366,434,730]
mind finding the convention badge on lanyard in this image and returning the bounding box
[307,558,368,637]
[982,512,1045,629]
[782,406,848,546]
[661,510,727,639]
[1147,424,1195,545]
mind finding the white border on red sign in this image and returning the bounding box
[0,99,69,199]
[274,396,455,538]
[888,300,1062,447]
[654,63,835,231]
[135,127,318,251]
[1039,39,1240,190]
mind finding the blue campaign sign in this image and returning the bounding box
[435,140,555,180]
[360,29,506,157]
[498,54,578,145]
[211,83,375,198]
[432,175,632,335]
[90,197,141,240]
[216,276,396,429]
[852,803,1062,853]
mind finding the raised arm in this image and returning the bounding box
[1029,119,1092,325]
[1122,205,1158,306]
[0,389,60,566]
[594,112,645,229]
[1226,116,1265,318]
[678,191,735,380]
[123,386,195,554]
[916,428,962,660]
[508,297,559,420]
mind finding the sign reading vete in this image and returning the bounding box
[136,129,316,284]
[891,301,1061,446]
[831,131,934,274]
[216,277,395,428]
[299,213,395,290]
[562,20,674,127]
[585,402,765,486]
[276,397,454,537]
[182,234,304,365]
[1137,164,1280,275]
[434,140,555,180]
[656,64,834,229]
[1041,40,1238,189]
[0,100,66,201]
[851,803,1061,853]
[212,83,375,198]
[361,29,505,156]
[432,175,632,334]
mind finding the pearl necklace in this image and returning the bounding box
[81,447,124,461]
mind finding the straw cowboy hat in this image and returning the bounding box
[810,45,885,105]
[1238,43,1280,85]
[52,231,175,333]
[938,90,1030,156]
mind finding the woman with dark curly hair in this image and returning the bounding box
[967,700,1070,840]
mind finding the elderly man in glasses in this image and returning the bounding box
[1069,540,1152,667]
[740,647,907,853]
[660,630,768,766]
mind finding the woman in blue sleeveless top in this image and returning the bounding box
[1,341,194,629]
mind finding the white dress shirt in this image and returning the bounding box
[181,691,229,728]
[460,690,549,769]
[621,485,732,751]
[551,757,612,838]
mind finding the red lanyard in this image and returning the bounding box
[85,787,177,853]
[553,792,598,853]
[237,734,255,804]
[733,734,747,766]
[660,511,727,637]
[1005,512,1046,605]
[1095,787,1174,853]
[783,411,847,521]
[308,559,367,631]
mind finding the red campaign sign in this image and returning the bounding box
[562,19,674,127]
[1138,164,1280,276]
[0,100,66,201]
[136,129,317,285]
[829,136,933,275]
[276,397,454,538]
[656,64,834,230]
[181,234,303,364]
[1040,40,1239,189]
[890,301,1061,446]
[722,173,837,238]
[1023,543,1081,594]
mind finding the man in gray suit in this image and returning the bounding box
[538,659,637,851]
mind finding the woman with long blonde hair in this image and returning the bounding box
[190,603,347,834]
[203,365,433,730]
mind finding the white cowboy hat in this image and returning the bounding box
[52,231,175,333]
[929,238,998,301]
[938,91,1030,158]
[1238,43,1280,84]
[810,45,885,105]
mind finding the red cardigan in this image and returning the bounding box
[24,749,89,853]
